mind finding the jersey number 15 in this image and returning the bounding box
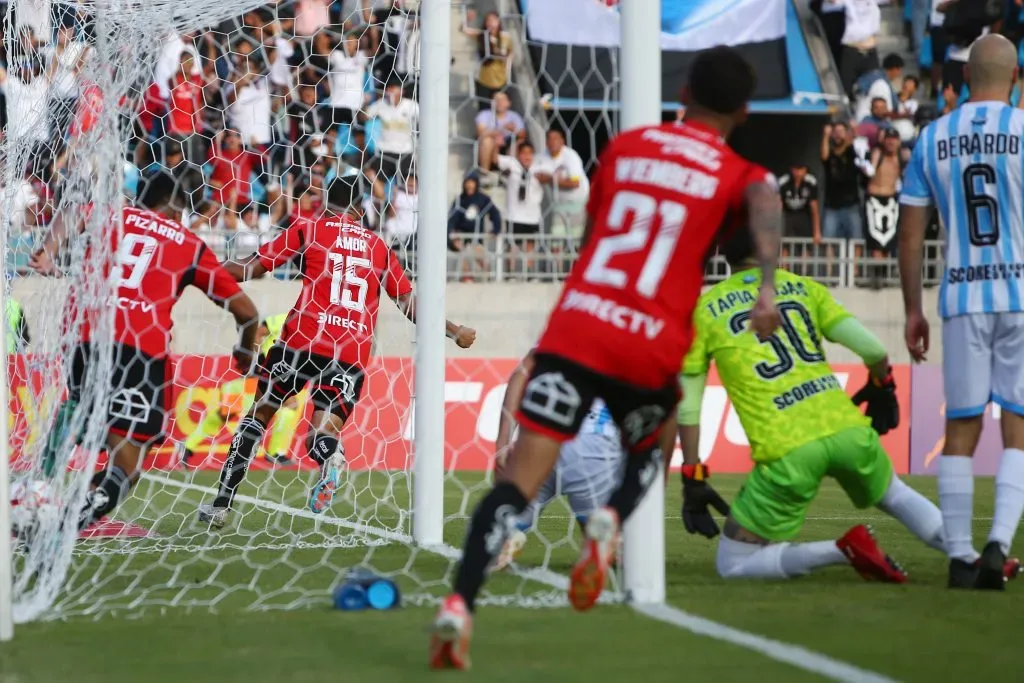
[328,252,370,312]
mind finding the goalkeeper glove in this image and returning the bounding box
[681,463,730,539]
[851,368,899,436]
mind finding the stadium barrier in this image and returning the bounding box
[7,355,912,475]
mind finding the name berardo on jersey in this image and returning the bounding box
[936,130,1020,161]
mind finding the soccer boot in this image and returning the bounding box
[429,594,472,670]
[493,529,527,571]
[836,524,907,583]
[264,452,292,466]
[308,450,345,514]
[197,504,230,529]
[975,541,1009,591]
[568,506,620,611]
[948,552,1021,589]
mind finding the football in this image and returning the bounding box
[10,479,60,535]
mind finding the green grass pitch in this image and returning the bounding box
[2,472,1023,682]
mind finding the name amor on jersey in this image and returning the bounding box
[936,131,1020,160]
[335,236,368,252]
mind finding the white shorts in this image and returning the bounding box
[943,313,1024,418]
[517,434,623,530]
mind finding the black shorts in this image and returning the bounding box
[515,353,679,453]
[258,344,365,420]
[784,213,814,240]
[70,342,169,444]
[509,221,541,236]
[930,24,949,66]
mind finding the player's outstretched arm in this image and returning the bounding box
[28,209,80,276]
[826,316,899,434]
[393,292,476,349]
[222,253,270,282]
[676,372,730,538]
[194,246,261,372]
[494,352,533,476]
[745,181,783,338]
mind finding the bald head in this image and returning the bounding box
[967,34,1018,98]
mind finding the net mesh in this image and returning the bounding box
[4,0,622,623]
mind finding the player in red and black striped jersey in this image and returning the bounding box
[198,173,476,528]
[30,170,259,531]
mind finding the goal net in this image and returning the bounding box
[4,0,620,625]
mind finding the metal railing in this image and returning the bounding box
[5,231,948,288]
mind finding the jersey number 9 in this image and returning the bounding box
[729,301,824,380]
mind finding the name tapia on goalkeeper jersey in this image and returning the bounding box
[900,100,1024,319]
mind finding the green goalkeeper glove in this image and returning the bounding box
[851,368,899,436]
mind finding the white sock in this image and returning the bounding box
[877,474,945,553]
[989,448,1024,555]
[716,536,846,579]
[938,455,977,562]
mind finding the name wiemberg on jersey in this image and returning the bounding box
[937,131,1020,161]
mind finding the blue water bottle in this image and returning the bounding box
[333,569,401,611]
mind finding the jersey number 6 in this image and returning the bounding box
[583,190,686,298]
[729,301,824,380]
[963,163,999,247]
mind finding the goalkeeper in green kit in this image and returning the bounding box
[677,228,1021,583]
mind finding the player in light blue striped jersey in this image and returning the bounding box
[491,351,625,571]
[899,34,1024,591]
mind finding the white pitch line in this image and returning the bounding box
[142,472,899,683]
[634,603,899,683]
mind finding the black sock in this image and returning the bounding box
[78,466,131,530]
[453,481,528,611]
[213,415,267,509]
[606,445,664,524]
[308,433,340,466]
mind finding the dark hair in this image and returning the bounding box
[137,169,181,210]
[687,46,757,115]
[720,225,756,267]
[518,141,535,153]
[325,172,364,212]
[546,126,566,141]
[882,53,905,71]
[871,97,887,106]
[904,74,920,88]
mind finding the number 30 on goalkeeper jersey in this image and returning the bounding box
[899,101,1024,319]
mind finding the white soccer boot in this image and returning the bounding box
[197,504,231,529]
[492,529,528,571]
[309,449,346,514]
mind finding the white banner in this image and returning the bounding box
[524,0,787,52]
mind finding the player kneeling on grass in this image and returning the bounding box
[491,351,625,570]
[29,169,258,533]
[198,172,477,527]
[677,228,1021,583]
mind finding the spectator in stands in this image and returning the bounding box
[853,52,902,122]
[6,54,51,171]
[475,91,525,179]
[336,122,371,171]
[294,0,332,38]
[287,82,330,172]
[162,134,205,217]
[43,24,88,141]
[926,0,949,95]
[860,97,895,134]
[821,121,871,243]
[167,50,212,164]
[939,0,999,96]
[326,31,370,128]
[497,141,544,278]
[294,29,333,88]
[226,39,274,149]
[812,0,847,71]
[384,174,418,254]
[363,80,417,186]
[535,127,589,241]
[892,75,920,144]
[462,10,512,106]
[448,173,501,282]
[864,128,909,288]
[778,164,821,245]
[839,0,881,97]
[260,17,296,98]
[207,128,257,230]
[393,6,420,89]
